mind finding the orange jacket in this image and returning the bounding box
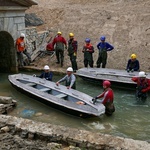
[16,38,25,52]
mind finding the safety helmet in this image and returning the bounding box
[85,38,90,43]
[67,67,73,72]
[100,36,106,41]
[57,31,62,35]
[131,54,137,59]
[44,65,50,70]
[69,33,74,37]
[20,33,25,38]
[103,80,111,87]
[138,71,146,78]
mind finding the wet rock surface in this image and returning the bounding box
[0,115,149,150]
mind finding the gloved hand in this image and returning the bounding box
[73,52,76,56]
[127,69,130,73]
[92,97,97,104]
[33,74,36,77]
[141,89,147,93]
[131,69,134,72]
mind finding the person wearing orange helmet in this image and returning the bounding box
[126,54,140,72]
[92,80,115,115]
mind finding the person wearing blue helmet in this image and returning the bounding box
[96,36,114,68]
[82,38,94,67]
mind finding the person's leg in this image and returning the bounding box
[23,49,31,63]
[59,50,64,67]
[55,49,60,63]
[84,58,88,67]
[70,54,78,72]
[102,52,107,68]
[17,52,24,67]
[96,53,102,68]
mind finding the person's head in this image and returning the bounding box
[103,80,111,89]
[66,67,73,76]
[100,36,106,43]
[131,54,137,61]
[44,65,50,73]
[69,33,74,39]
[138,71,146,80]
[20,33,25,39]
[85,38,91,45]
[57,31,62,36]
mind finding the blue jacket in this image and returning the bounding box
[126,59,140,71]
[97,42,114,51]
[39,72,53,81]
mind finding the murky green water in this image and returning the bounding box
[0,72,150,141]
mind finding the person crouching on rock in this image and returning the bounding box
[126,54,140,72]
[82,38,94,68]
[92,80,115,116]
[56,67,76,89]
[38,65,53,81]
[132,71,150,102]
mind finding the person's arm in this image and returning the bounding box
[89,46,94,53]
[52,38,56,47]
[100,91,110,105]
[134,60,140,71]
[142,79,150,93]
[16,39,20,52]
[73,40,78,52]
[62,37,67,47]
[82,46,85,53]
[69,75,76,88]
[126,59,130,70]
[131,77,138,82]
[96,91,105,99]
[106,42,114,51]
[38,72,44,78]
[58,75,67,83]
[97,43,100,50]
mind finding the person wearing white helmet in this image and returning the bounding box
[132,71,150,102]
[16,33,31,67]
[56,67,76,89]
[38,65,53,81]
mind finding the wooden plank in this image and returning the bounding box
[26,83,36,86]
[39,88,51,92]
[55,93,67,99]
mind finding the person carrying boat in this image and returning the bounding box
[126,54,140,72]
[96,36,114,68]
[67,33,78,72]
[92,80,115,116]
[132,71,150,102]
[38,65,53,81]
[82,38,94,68]
[52,31,67,67]
[56,67,76,89]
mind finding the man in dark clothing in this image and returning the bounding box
[126,54,140,72]
[67,33,78,72]
[96,36,114,68]
[52,31,67,67]
[39,65,53,81]
[82,38,94,68]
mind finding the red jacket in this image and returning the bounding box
[132,77,150,93]
[52,35,67,46]
[97,88,114,105]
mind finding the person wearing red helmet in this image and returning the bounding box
[92,80,115,115]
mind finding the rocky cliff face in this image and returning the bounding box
[26,0,150,71]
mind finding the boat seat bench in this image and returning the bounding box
[39,88,51,92]
[26,83,36,86]
[55,93,67,99]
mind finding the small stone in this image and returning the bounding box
[47,142,62,149]
[28,132,34,140]
[1,126,10,132]
[35,112,43,117]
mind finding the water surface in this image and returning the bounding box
[0,72,150,141]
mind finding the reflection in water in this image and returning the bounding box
[0,73,150,141]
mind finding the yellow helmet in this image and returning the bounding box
[131,54,137,59]
[57,31,62,35]
[69,33,74,37]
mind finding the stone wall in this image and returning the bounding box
[0,115,149,150]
